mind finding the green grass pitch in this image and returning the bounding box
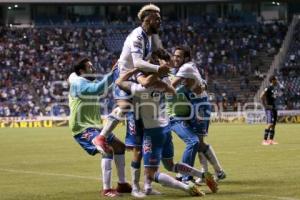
[0,124,300,200]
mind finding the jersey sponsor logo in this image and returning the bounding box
[143,136,152,153]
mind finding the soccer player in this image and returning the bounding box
[166,46,201,183]
[170,46,225,183]
[121,51,173,198]
[68,58,131,197]
[116,68,219,197]
[260,75,279,145]
[188,82,226,183]
[92,4,169,197]
[92,3,170,154]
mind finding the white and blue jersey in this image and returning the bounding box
[130,82,174,167]
[114,27,162,100]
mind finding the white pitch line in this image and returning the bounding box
[0,168,100,181]
[247,194,300,200]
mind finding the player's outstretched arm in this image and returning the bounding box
[77,71,114,96]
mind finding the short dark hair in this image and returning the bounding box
[74,58,90,75]
[152,48,171,61]
[175,45,191,62]
[269,75,277,82]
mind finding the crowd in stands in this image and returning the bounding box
[0,15,292,117]
[159,18,287,110]
[276,21,300,110]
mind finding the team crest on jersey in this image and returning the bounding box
[137,35,143,41]
[133,40,142,49]
[143,136,152,153]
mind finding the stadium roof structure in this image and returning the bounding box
[0,0,232,3]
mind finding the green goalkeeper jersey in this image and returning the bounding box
[68,72,114,136]
[166,85,191,118]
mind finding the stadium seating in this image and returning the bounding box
[276,21,300,110]
[0,17,291,116]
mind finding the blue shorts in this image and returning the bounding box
[113,67,132,100]
[74,128,114,156]
[266,109,277,125]
[189,97,211,136]
[143,125,174,167]
[125,112,144,147]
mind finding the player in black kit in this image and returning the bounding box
[260,75,279,145]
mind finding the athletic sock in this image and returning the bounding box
[203,145,222,172]
[101,158,112,190]
[114,154,126,183]
[100,107,124,138]
[154,172,189,192]
[269,130,275,140]
[199,152,208,173]
[131,161,141,191]
[173,162,203,178]
[264,129,270,140]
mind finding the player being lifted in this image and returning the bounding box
[93,3,169,155]
[68,58,131,197]
[260,75,279,145]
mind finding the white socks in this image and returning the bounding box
[154,172,189,192]
[204,145,222,173]
[114,154,126,183]
[100,107,124,138]
[131,167,141,190]
[174,162,203,178]
[199,152,208,173]
[101,158,112,190]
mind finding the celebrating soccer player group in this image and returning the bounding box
[68,4,226,198]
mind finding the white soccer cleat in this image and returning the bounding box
[195,177,205,186]
[131,189,146,198]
